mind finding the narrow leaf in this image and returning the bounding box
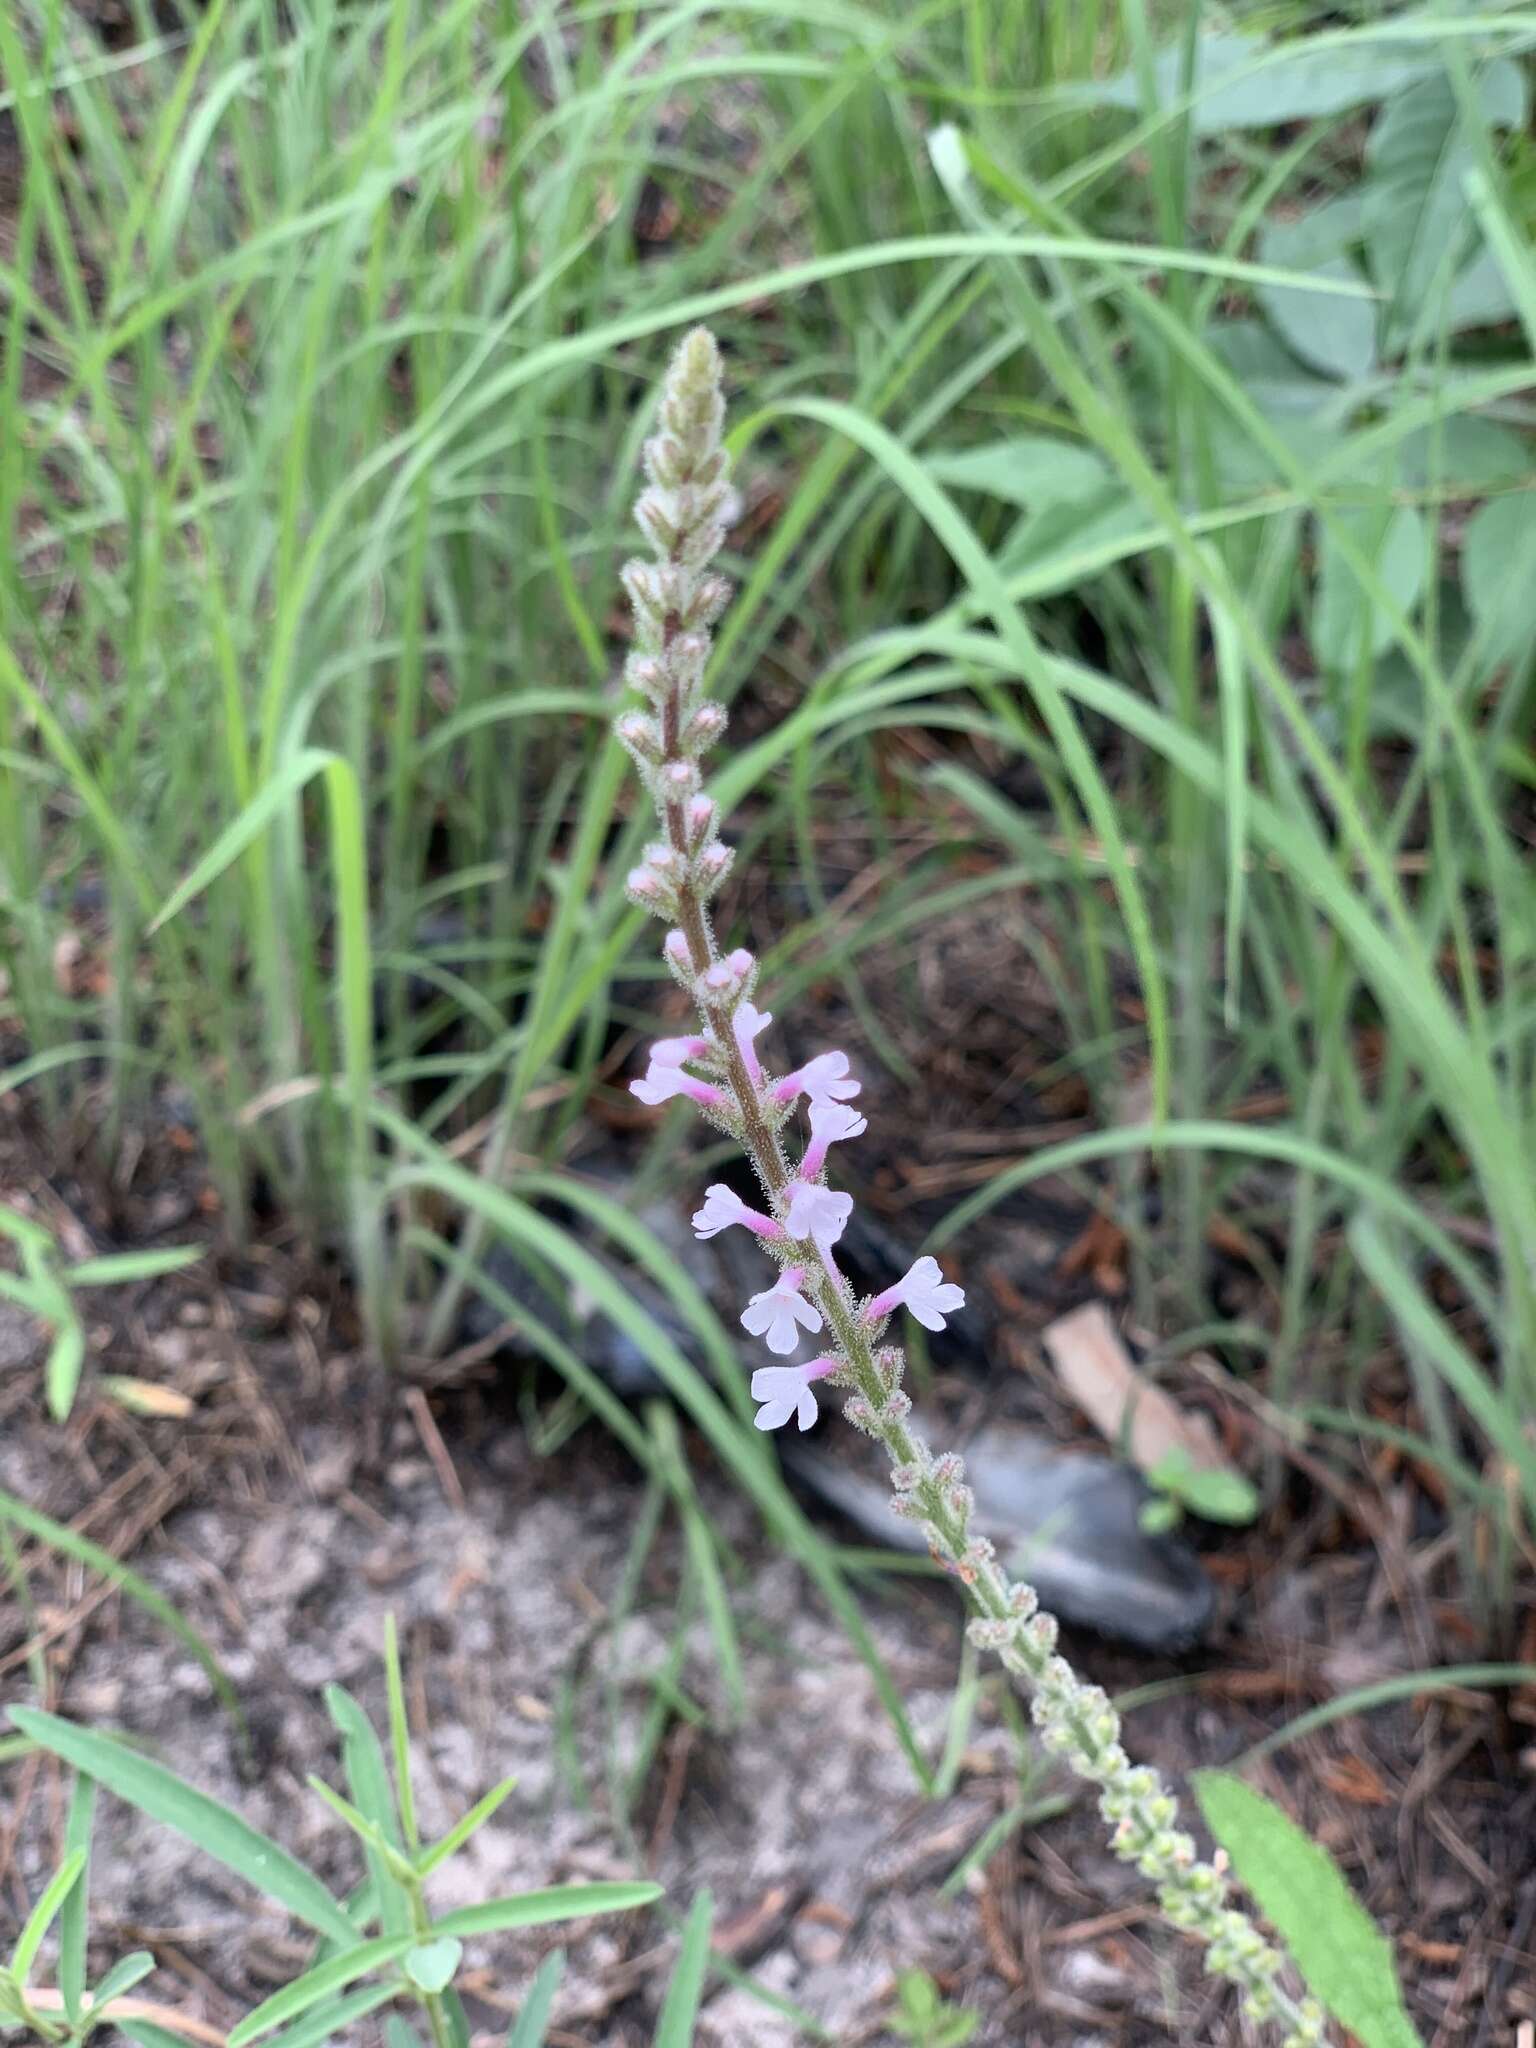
[652,1892,713,2048]
[8,1711,354,1943]
[433,1883,661,1938]
[228,1935,418,2048]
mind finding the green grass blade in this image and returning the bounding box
[7,1710,355,1943]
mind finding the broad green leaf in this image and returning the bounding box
[1446,244,1521,331]
[1084,30,1436,132]
[229,1935,418,2047]
[925,436,1108,511]
[1193,1771,1424,2048]
[1461,492,1536,668]
[1363,62,1528,344]
[1314,504,1425,674]
[1148,1450,1259,1525]
[506,1951,564,2048]
[652,1891,713,2048]
[7,1711,354,1943]
[403,1939,461,1996]
[1207,320,1339,419]
[1259,211,1374,383]
[1139,1496,1181,1535]
[433,1883,661,1938]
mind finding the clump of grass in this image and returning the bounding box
[2,0,1534,1627]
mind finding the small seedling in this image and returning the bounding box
[1139,1447,1261,1535]
[0,1206,200,1422]
[887,1969,980,2048]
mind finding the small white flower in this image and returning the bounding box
[740,1266,822,1355]
[800,1099,867,1179]
[692,1184,781,1241]
[630,1060,722,1110]
[783,1181,853,1253]
[732,1000,772,1082]
[649,1034,709,1068]
[866,1255,966,1332]
[774,1050,860,1109]
[750,1361,831,1433]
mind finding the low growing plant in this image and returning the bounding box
[0,1207,199,1422]
[614,326,1429,2046]
[4,1624,661,2048]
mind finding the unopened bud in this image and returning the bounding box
[696,842,733,895]
[663,930,692,973]
[686,794,716,847]
[615,712,660,762]
[674,628,709,664]
[683,573,731,630]
[626,866,671,914]
[661,758,699,802]
[626,654,666,700]
[684,701,727,753]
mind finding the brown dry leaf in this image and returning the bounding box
[1041,1301,1230,1478]
[1316,1754,1393,1807]
[99,1375,195,1419]
[1057,1211,1128,1295]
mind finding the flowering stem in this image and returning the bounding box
[617,329,1328,2047]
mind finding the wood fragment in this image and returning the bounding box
[1041,1302,1230,1477]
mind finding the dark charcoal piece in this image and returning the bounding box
[785,1422,1216,1653]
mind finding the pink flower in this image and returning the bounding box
[630,1056,725,1110]
[783,1181,852,1253]
[773,1050,860,1110]
[865,1255,965,1332]
[732,1001,772,1084]
[692,1184,783,1241]
[664,930,692,971]
[800,1099,867,1180]
[751,1357,837,1433]
[741,1266,822,1355]
[649,1034,709,1068]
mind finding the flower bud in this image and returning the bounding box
[695,842,734,897]
[626,653,667,700]
[615,711,661,764]
[663,929,692,974]
[635,489,680,555]
[683,572,731,630]
[626,866,673,915]
[660,758,699,803]
[685,794,716,848]
[684,701,727,754]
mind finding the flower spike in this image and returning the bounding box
[611,329,1326,2048]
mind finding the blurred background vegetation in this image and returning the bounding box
[2,0,1535,1636]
